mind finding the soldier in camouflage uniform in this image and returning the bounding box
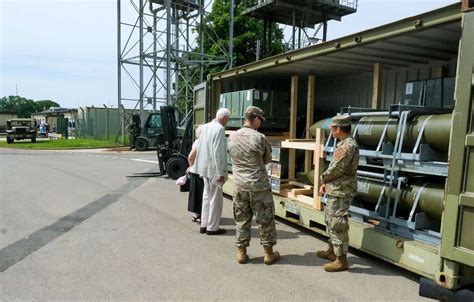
[317,114,359,272]
[227,106,280,265]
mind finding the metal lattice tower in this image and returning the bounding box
[117,0,229,140]
[243,0,358,57]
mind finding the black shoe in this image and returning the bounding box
[206,229,226,235]
[200,227,207,234]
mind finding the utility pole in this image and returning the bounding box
[229,0,234,68]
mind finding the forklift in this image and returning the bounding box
[128,111,161,151]
[128,106,193,179]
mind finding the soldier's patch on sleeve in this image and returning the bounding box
[334,145,349,161]
[334,147,346,161]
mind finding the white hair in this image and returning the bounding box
[195,124,204,138]
[216,108,230,121]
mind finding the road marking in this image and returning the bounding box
[0,176,149,272]
[71,152,157,164]
[131,159,158,164]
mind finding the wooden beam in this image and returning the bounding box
[462,0,474,11]
[281,140,316,151]
[289,75,298,180]
[313,128,325,210]
[371,63,383,109]
[305,75,315,173]
[213,81,222,121]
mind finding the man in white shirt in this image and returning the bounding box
[193,108,230,235]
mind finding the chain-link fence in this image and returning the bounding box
[76,106,145,143]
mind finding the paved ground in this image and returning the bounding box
[0,148,429,301]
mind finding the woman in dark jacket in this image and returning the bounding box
[187,126,204,223]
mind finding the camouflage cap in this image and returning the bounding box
[244,106,265,121]
[330,114,351,127]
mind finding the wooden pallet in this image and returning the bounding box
[278,181,315,206]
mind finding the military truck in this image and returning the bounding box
[6,118,37,144]
[194,2,474,299]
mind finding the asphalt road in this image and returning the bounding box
[0,148,429,301]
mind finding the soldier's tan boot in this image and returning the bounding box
[316,244,337,261]
[263,245,280,265]
[323,254,348,272]
[236,246,249,264]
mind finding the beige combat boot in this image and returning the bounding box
[323,254,349,272]
[316,244,337,261]
[263,245,280,265]
[236,246,249,264]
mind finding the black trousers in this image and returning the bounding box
[187,172,204,214]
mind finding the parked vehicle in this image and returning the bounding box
[6,118,37,144]
[128,106,193,179]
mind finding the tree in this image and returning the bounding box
[36,100,60,111]
[0,96,37,118]
[174,1,286,115]
[200,0,285,73]
[0,96,61,117]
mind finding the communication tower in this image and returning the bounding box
[243,0,358,56]
[117,0,230,140]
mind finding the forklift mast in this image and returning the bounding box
[179,113,194,158]
[156,106,192,179]
[159,106,179,150]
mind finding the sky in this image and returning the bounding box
[0,0,459,109]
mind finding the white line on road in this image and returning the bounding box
[131,159,158,164]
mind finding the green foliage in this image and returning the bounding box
[35,100,60,111]
[0,138,124,150]
[174,1,285,116]
[200,0,285,73]
[0,95,61,117]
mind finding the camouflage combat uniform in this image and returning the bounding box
[321,136,359,257]
[228,126,277,248]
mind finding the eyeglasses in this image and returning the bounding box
[257,116,263,122]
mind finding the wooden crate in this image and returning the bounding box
[279,128,326,210]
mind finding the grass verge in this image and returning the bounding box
[0,139,125,150]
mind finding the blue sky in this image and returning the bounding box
[0,0,458,109]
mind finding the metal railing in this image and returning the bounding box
[248,0,358,9]
[339,0,358,9]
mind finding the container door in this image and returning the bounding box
[440,11,474,267]
[193,82,207,128]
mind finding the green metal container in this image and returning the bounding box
[57,117,69,139]
[219,89,290,130]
